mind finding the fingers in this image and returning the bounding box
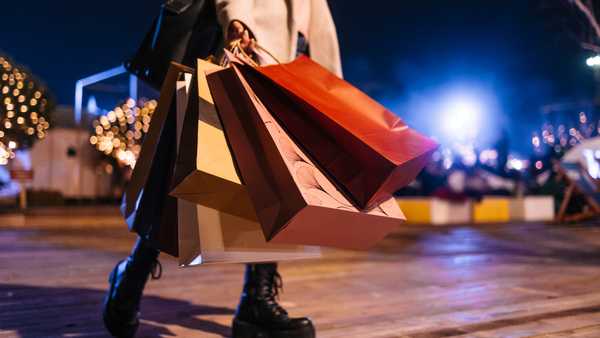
[240,29,251,48]
[233,21,245,35]
[248,38,257,51]
[227,20,255,55]
[228,20,245,40]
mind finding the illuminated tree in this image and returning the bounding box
[0,54,53,164]
[89,98,157,168]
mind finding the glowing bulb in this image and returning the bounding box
[508,158,527,171]
[587,55,600,67]
[441,93,483,141]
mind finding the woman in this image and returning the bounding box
[103,1,342,337]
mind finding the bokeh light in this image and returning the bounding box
[89,98,157,168]
[0,54,53,165]
[441,94,483,141]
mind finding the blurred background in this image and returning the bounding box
[1,0,600,223]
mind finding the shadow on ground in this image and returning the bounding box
[0,283,235,338]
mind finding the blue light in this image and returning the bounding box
[441,93,483,141]
[86,96,98,115]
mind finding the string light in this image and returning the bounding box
[0,54,53,163]
[89,98,157,168]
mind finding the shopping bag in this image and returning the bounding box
[171,66,320,265]
[235,56,438,210]
[170,60,255,221]
[121,62,193,256]
[207,64,405,250]
[177,200,321,266]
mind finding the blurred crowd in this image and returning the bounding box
[396,110,600,205]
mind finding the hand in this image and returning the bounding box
[227,20,255,53]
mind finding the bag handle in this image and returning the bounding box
[220,39,281,67]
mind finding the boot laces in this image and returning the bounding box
[262,271,287,316]
[151,260,162,280]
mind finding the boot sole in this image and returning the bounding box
[232,318,269,338]
[270,325,316,338]
[232,318,316,338]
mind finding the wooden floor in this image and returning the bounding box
[2,207,600,337]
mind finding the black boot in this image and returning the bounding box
[103,238,162,338]
[232,263,315,338]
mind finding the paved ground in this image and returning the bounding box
[2,207,600,337]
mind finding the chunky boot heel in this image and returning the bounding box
[232,318,269,338]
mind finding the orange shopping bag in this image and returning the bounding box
[236,56,438,210]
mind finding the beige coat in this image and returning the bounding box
[214,0,343,77]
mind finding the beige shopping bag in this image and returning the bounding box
[170,60,255,220]
[172,60,320,266]
[178,201,321,266]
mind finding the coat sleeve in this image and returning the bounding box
[214,0,257,39]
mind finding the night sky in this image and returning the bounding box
[1,0,596,154]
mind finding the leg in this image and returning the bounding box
[103,237,161,338]
[232,263,315,338]
[557,183,575,222]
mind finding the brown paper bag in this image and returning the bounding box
[121,62,194,256]
[170,60,255,220]
[172,60,320,266]
[207,65,405,250]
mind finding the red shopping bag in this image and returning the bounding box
[236,56,438,210]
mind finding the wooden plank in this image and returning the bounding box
[3,209,600,337]
[531,324,600,338]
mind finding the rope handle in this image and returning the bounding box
[219,38,281,67]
